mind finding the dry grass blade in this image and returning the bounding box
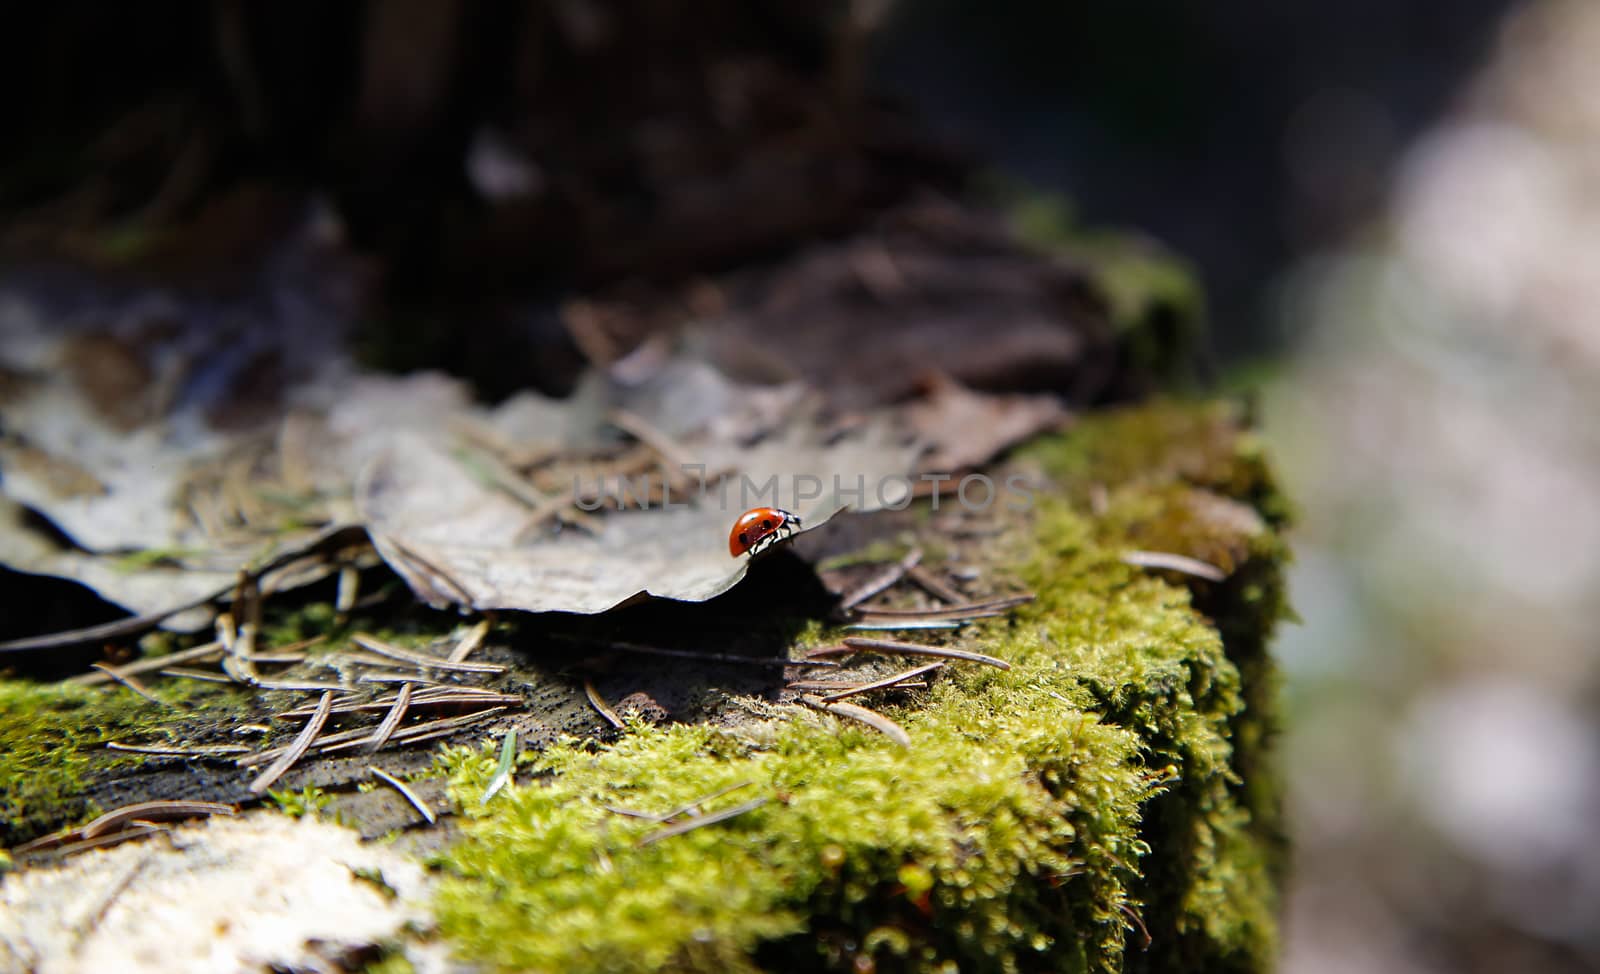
[248,690,334,795]
[800,695,911,747]
[364,681,415,752]
[818,637,1012,670]
[584,679,625,730]
[81,800,236,839]
[818,662,944,703]
[352,632,506,673]
[447,619,492,663]
[368,765,436,824]
[1120,550,1228,582]
[66,641,224,685]
[106,742,251,757]
[905,564,967,604]
[637,797,769,847]
[837,548,922,613]
[90,663,172,708]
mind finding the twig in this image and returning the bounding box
[585,679,625,730]
[90,664,171,708]
[364,681,415,752]
[1120,550,1227,582]
[351,633,506,674]
[818,662,944,703]
[815,638,1012,671]
[81,800,236,839]
[637,797,769,847]
[800,695,911,747]
[480,728,517,805]
[248,690,334,794]
[368,765,436,824]
[837,548,922,614]
[905,564,967,604]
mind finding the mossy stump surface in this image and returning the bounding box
[0,401,1289,973]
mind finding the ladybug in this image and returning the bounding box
[729,507,802,557]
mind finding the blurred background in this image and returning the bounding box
[4,1,1596,970]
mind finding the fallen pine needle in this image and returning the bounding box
[1120,550,1228,582]
[90,664,171,708]
[158,667,234,683]
[107,742,251,757]
[649,781,756,824]
[66,641,223,686]
[480,729,517,805]
[800,695,911,747]
[368,765,436,824]
[837,548,922,613]
[585,679,625,730]
[905,564,967,604]
[448,619,492,663]
[81,800,236,839]
[249,690,333,794]
[818,662,944,703]
[352,632,506,674]
[637,797,769,847]
[818,637,1012,670]
[849,594,1034,618]
[240,706,508,766]
[365,681,415,753]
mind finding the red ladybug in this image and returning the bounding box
[729,507,802,557]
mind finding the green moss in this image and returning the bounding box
[0,678,251,845]
[267,784,334,818]
[428,403,1288,973]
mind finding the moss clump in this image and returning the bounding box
[1020,401,1292,972]
[430,402,1288,973]
[0,678,249,845]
